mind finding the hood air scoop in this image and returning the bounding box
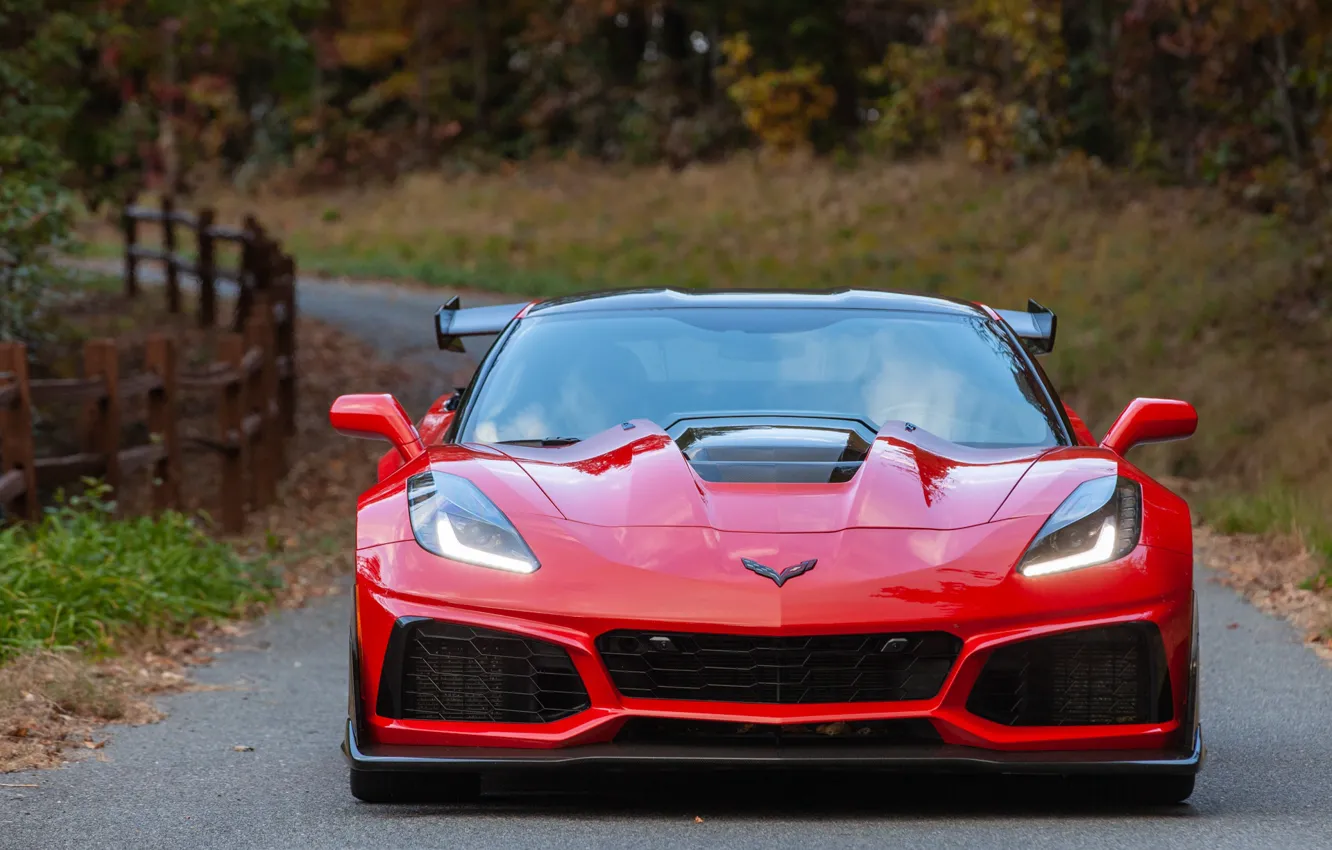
[669,416,876,484]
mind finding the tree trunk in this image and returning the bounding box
[159,20,180,194]
[415,0,432,157]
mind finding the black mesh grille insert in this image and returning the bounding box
[614,717,943,747]
[596,630,962,704]
[378,619,590,723]
[966,624,1172,726]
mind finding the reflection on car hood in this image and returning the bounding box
[487,419,1054,533]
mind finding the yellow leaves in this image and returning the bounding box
[859,41,952,157]
[339,0,414,32]
[374,70,418,102]
[726,68,836,151]
[973,0,1065,91]
[333,29,411,71]
[722,33,836,153]
[721,33,754,68]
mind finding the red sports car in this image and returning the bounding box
[331,290,1202,804]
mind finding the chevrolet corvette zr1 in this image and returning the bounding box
[331,289,1201,804]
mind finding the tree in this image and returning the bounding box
[0,0,82,341]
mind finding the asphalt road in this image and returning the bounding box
[5,271,1332,850]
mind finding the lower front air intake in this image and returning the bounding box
[376,618,590,723]
[966,623,1172,726]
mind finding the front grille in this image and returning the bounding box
[614,717,943,747]
[377,619,590,723]
[596,630,962,704]
[966,624,1172,726]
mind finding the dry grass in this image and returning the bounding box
[71,150,1331,631]
[86,151,1331,543]
[0,649,180,772]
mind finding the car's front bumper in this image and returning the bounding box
[351,526,1199,764]
[345,719,1204,775]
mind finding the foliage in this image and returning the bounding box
[0,0,81,342]
[0,483,276,664]
[860,42,954,157]
[719,33,836,153]
[1,0,319,339]
[8,0,1332,202]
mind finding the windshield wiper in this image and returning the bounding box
[496,437,582,447]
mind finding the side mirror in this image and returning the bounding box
[330,394,425,463]
[1100,398,1197,456]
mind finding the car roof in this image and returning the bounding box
[524,288,989,318]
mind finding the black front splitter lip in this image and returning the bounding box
[344,721,1204,776]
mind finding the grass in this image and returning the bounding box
[1209,487,1332,570]
[0,484,276,664]
[78,151,1332,565]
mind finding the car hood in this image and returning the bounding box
[484,419,1054,533]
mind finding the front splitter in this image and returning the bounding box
[344,720,1204,776]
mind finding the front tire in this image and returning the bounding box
[349,768,482,804]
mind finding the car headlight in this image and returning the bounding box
[406,470,540,574]
[1017,475,1141,577]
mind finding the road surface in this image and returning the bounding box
[5,269,1331,849]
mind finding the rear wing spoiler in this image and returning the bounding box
[994,299,1057,355]
[433,295,1056,355]
[434,297,529,352]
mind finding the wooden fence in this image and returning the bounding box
[122,196,298,343]
[0,200,300,534]
[0,305,287,533]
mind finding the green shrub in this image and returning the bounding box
[0,483,276,663]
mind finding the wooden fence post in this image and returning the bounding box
[82,339,122,500]
[218,333,246,533]
[0,343,39,521]
[247,292,278,507]
[234,216,262,331]
[196,207,217,327]
[277,252,297,437]
[145,335,179,511]
[162,195,180,313]
[254,237,274,296]
[122,201,138,298]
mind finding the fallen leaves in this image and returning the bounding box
[1,651,173,773]
[1200,526,1332,663]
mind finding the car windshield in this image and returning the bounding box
[459,307,1066,449]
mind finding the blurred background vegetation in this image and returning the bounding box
[3,0,1331,571]
[8,0,1332,204]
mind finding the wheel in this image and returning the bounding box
[1100,773,1196,806]
[349,768,482,804]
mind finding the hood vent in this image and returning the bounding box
[671,417,875,484]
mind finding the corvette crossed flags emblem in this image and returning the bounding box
[741,558,817,588]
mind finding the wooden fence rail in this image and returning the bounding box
[0,198,300,534]
[123,197,298,436]
[0,327,284,533]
